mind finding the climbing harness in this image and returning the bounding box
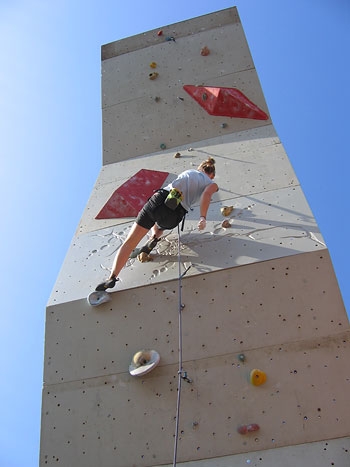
[172,224,192,467]
[164,188,183,210]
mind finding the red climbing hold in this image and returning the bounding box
[200,46,210,56]
[237,423,260,435]
[96,169,169,219]
[183,85,269,120]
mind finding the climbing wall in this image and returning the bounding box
[101,8,269,165]
[40,7,350,467]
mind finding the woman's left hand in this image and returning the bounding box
[198,216,206,230]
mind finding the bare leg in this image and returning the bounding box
[109,222,149,279]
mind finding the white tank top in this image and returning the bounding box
[164,169,214,212]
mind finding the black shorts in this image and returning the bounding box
[136,189,187,230]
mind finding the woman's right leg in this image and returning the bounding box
[95,222,150,291]
[109,222,149,279]
[95,190,170,290]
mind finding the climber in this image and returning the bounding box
[95,157,218,291]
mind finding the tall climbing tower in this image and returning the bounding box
[40,7,350,466]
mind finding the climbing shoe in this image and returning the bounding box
[130,236,159,259]
[95,276,118,291]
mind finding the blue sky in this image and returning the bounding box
[0,1,349,466]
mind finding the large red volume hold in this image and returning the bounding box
[183,85,269,120]
[96,169,169,219]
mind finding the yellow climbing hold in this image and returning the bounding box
[220,205,234,216]
[150,61,157,68]
[250,369,267,386]
[137,252,153,263]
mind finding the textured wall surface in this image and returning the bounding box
[40,7,349,467]
[158,438,350,467]
[101,8,269,165]
[49,125,324,306]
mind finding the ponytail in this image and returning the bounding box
[198,157,216,176]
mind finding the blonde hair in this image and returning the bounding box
[198,157,216,176]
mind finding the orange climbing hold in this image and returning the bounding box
[183,84,269,120]
[200,46,210,56]
[250,369,267,386]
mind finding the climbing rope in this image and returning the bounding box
[172,225,191,466]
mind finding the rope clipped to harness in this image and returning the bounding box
[181,213,186,232]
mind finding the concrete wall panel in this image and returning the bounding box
[44,250,345,385]
[102,23,254,109]
[79,125,288,235]
[50,123,311,306]
[49,183,323,306]
[157,437,350,467]
[101,8,240,60]
[40,331,350,466]
[101,11,269,165]
[102,69,269,165]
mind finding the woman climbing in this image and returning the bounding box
[95,157,218,291]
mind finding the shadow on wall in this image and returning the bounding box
[140,226,325,273]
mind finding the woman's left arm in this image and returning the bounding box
[198,183,219,229]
